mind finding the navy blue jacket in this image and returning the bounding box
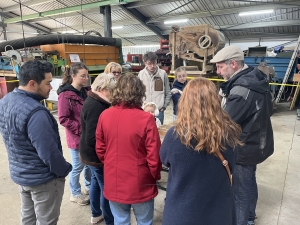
[171,80,187,115]
[160,127,236,225]
[0,88,72,186]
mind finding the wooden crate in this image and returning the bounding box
[40,44,120,66]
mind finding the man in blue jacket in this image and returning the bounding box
[210,46,274,225]
[0,60,72,224]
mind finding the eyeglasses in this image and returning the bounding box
[111,71,121,75]
[79,75,89,79]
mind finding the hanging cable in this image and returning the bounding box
[18,0,28,57]
[81,0,86,64]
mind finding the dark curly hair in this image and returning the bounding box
[111,73,146,107]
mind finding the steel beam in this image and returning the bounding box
[3,0,135,24]
[223,20,300,30]
[100,6,112,38]
[2,0,56,12]
[226,33,300,40]
[147,1,300,23]
[125,0,179,9]
[119,5,167,40]
[0,12,51,34]
[50,19,138,33]
[161,20,300,35]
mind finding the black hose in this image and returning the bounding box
[0,34,121,52]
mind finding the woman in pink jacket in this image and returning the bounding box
[96,73,162,225]
[57,62,91,206]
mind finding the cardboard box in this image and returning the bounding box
[293,73,300,82]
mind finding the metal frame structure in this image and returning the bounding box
[0,0,300,45]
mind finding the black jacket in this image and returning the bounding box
[79,91,111,167]
[220,66,274,165]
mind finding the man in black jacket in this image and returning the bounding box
[210,46,274,225]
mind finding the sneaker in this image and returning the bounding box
[247,221,255,225]
[70,194,90,206]
[82,188,89,195]
[91,215,103,224]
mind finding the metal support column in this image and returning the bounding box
[100,6,112,38]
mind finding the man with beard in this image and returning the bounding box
[0,60,72,224]
[210,45,274,225]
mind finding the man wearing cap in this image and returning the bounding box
[210,45,274,225]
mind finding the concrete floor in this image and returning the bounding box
[0,103,300,225]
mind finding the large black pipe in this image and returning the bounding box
[0,34,122,52]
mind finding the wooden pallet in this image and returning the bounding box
[0,70,17,77]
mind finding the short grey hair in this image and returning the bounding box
[91,73,116,92]
[225,59,244,67]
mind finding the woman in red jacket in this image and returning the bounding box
[57,62,91,206]
[96,73,162,225]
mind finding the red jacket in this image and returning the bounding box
[57,84,89,149]
[96,105,162,204]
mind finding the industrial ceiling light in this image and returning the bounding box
[112,26,123,30]
[164,19,188,24]
[239,9,274,16]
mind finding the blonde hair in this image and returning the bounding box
[174,77,242,154]
[143,102,157,110]
[174,66,186,80]
[104,62,122,74]
[91,73,116,92]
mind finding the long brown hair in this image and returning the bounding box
[174,77,242,153]
[111,73,146,107]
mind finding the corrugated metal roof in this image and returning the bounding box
[1,0,300,45]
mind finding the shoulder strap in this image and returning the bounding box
[216,151,232,186]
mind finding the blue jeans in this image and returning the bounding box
[173,114,177,121]
[233,164,258,225]
[109,199,154,225]
[69,149,91,196]
[156,111,164,125]
[88,166,114,225]
[19,178,65,225]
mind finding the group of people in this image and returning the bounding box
[0,46,274,225]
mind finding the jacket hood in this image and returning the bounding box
[220,66,270,96]
[57,83,78,95]
[57,83,89,100]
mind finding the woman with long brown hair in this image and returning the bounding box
[57,62,91,206]
[160,77,242,225]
